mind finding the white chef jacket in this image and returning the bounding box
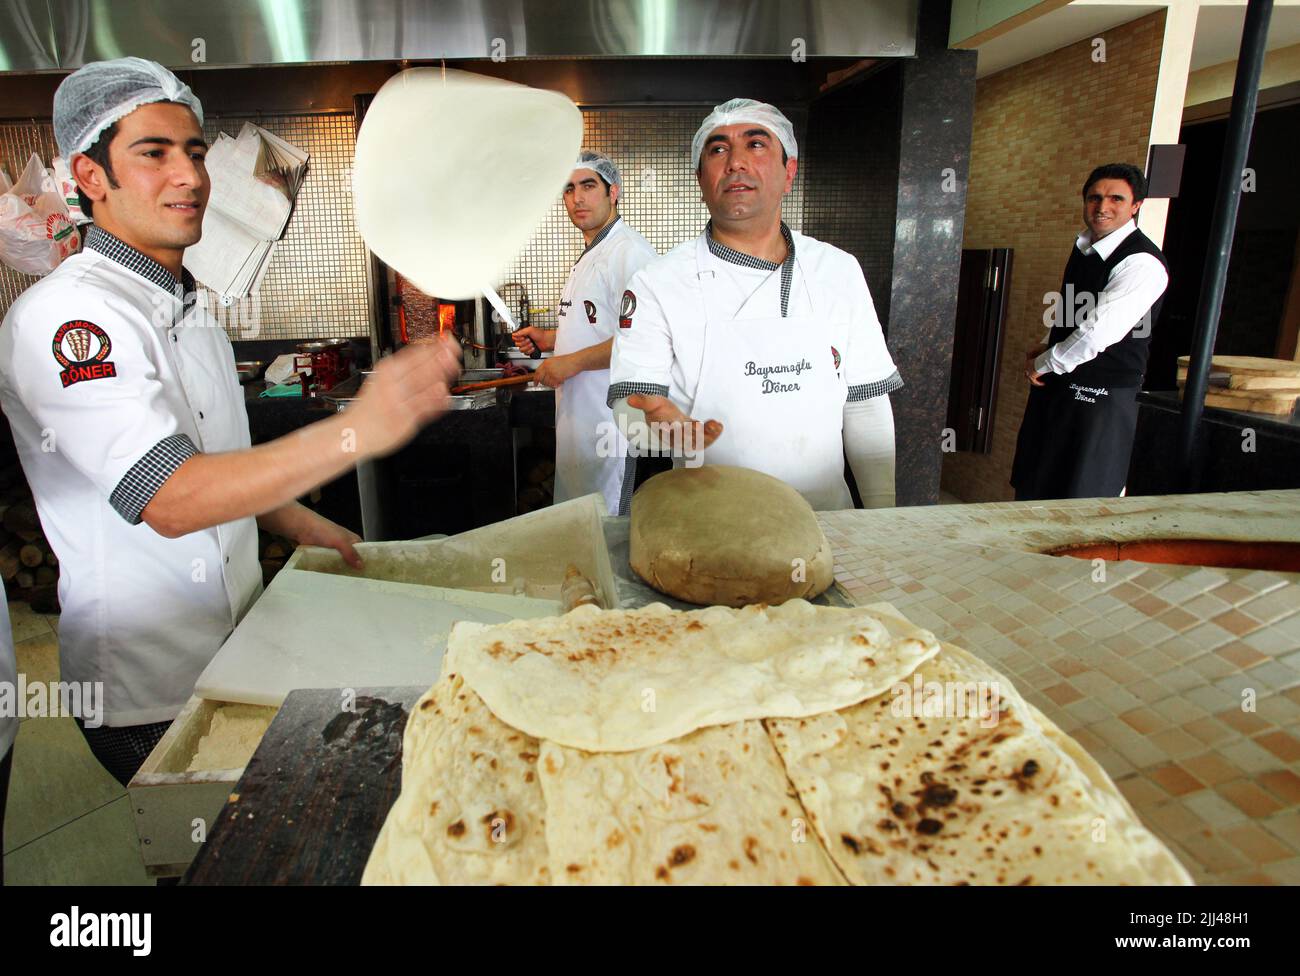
[609,226,901,411]
[0,226,262,727]
[1034,219,1169,376]
[1,599,15,757]
[552,217,657,513]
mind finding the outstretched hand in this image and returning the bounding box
[626,393,724,451]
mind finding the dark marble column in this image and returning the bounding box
[888,0,977,506]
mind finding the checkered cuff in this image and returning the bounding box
[847,370,904,402]
[607,380,670,408]
[109,434,199,525]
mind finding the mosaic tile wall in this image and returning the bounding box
[2,105,812,340]
[0,112,369,340]
[499,105,808,329]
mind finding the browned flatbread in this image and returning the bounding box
[766,605,1193,886]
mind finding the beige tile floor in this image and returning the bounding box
[2,601,150,885]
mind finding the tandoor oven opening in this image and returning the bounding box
[1045,540,1300,573]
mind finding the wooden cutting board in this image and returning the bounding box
[1176,368,1300,391]
[184,686,422,885]
[1178,385,1300,415]
[1177,355,1300,379]
[1203,392,1298,415]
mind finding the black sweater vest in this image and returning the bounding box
[1047,227,1168,387]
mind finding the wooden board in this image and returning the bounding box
[1177,381,1300,402]
[1204,391,1298,415]
[1177,355,1300,378]
[183,686,422,885]
[1177,368,1300,391]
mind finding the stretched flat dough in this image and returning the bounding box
[766,604,1193,886]
[630,466,834,607]
[352,69,583,299]
[362,673,550,885]
[447,599,940,753]
[538,721,845,885]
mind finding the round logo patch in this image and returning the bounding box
[831,345,841,370]
[52,320,116,387]
[618,290,636,329]
[584,300,597,324]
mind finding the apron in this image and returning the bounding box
[689,235,851,510]
[1011,375,1140,500]
[553,236,626,515]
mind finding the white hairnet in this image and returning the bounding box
[54,57,204,158]
[571,150,622,189]
[690,97,797,169]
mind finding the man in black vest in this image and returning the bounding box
[1011,163,1169,500]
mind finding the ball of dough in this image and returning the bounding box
[629,466,834,607]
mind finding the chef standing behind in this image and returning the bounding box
[513,151,656,514]
[607,99,902,511]
[0,59,460,787]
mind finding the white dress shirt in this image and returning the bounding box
[1035,219,1169,377]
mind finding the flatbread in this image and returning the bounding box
[766,605,1193,886]
[447,599,941,752]
[361,672,550,885]
[538,720,845,885]
[352,68,582,299]
[629,466,833,607]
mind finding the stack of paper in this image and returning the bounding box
[185,123,309,300]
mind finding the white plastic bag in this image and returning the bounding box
[0,153,81,276]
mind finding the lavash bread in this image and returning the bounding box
[629,466,834,607]
[765,605,1193,886]
[365,600,1191,885]
[538,721,846,885]
[362,672,550,885]
[445,599,941,753]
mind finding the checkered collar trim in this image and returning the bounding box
[705,220,795,271]
[83,225,195,300]
[584,215,620,253]
[705,220,796,317]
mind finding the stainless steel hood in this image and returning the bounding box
[1,0,916,72]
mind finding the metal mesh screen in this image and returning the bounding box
[498,105,807,328]
[198,112,368,340]
[0,112,368,341]
[803,80,899,328]
[1,105,813,338]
